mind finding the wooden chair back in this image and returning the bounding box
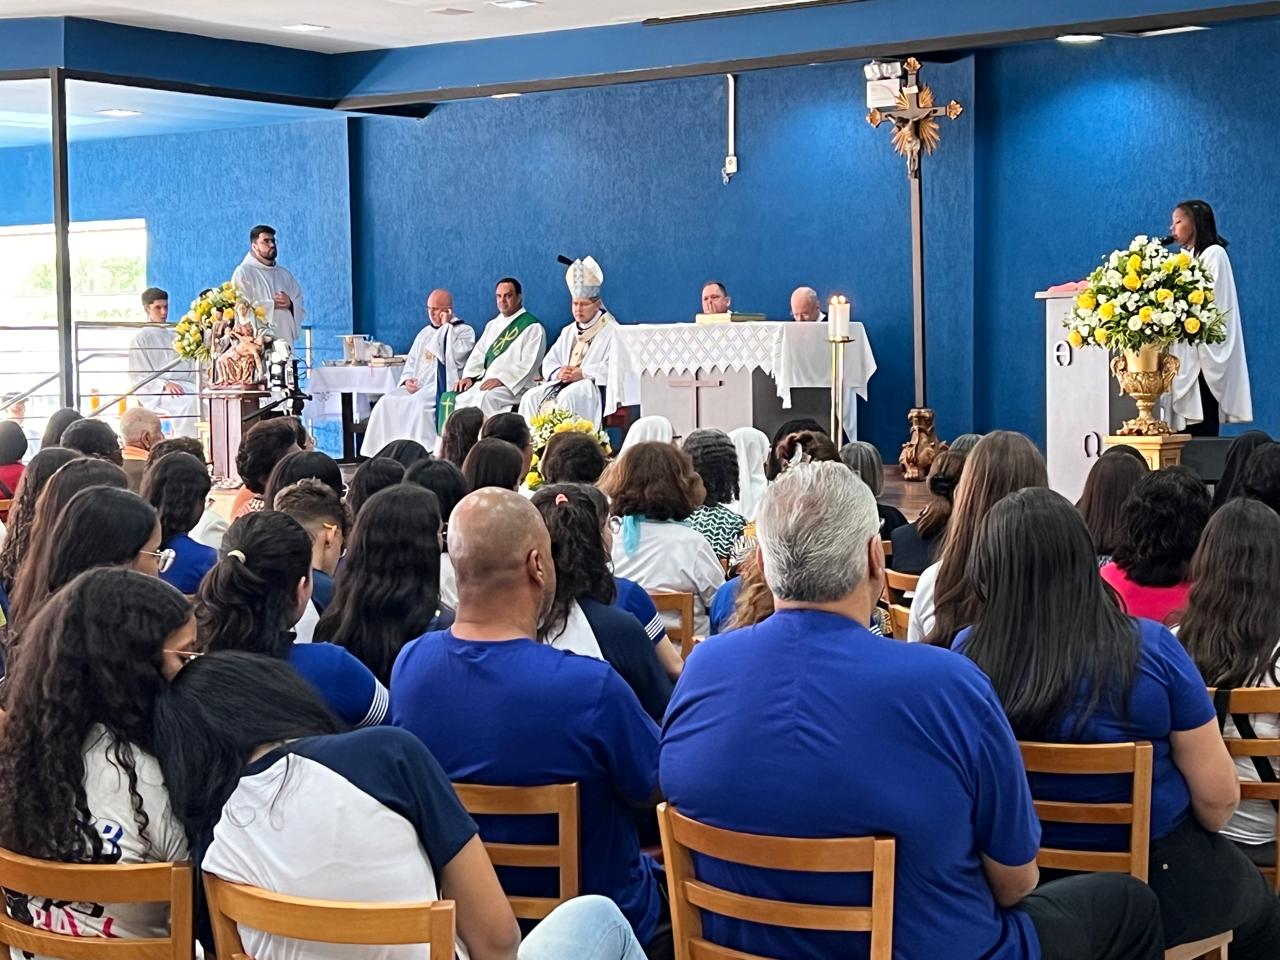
[657,802,894,960]
[880,539,893,559]
[1209,686,1280,894]
[0,847,193,960]
[452,782,580,920]
[883,569,919,606]
[1018,741,1153,882]
[649,590,696,658]
[886,604,911,640]
[203,874,454,960]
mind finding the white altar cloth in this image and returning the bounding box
[307,362,405,418]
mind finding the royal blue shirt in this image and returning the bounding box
[160,534,217,595]
[286,642,389,729]
[614,576,667,645]
[391,629,664,944]
[955,617,1215,848]
[662,609,1042,960]
[708,576,741,635]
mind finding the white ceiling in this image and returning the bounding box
[0,1,811,53]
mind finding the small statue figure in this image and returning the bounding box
[212,303,266,387]
[899,407,947,481]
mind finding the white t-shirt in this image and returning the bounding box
[609,519,724,636]
[1218,644,1280,847]
[6,726,187,959]
[547,600,604,660]
[906,562,939,643]
[438,554,458,612]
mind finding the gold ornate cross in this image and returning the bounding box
[867,57,963,179]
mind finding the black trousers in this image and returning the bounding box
[1017,873,1163,960]
[1184,374,1220,437]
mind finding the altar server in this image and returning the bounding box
[128,288,200,438]
[446,278,545,420]
[519,256,616,427]
[1167,200,1252,436]
[231,225,305,345]
[360,289,474,455]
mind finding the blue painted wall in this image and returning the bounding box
[353,59,976,456]
[975,19,1279,444]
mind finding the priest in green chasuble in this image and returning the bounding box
[447,277,546,421]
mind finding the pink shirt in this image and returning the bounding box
[1099,561,1192,627]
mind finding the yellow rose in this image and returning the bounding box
[1075,292,1096,312]
[222,308,235,322]
[1177,252,1190,269]
[1162,258,1177,274]
[524,471,541,488]
[530,453,540,466]
[1094,328,1109,346]
[1206,289,1215,302]
[1098,301,1116,320]
[1127,254,1142,273]
[1188,289,1205,305]
[222,281,234,290]
[1155,288,1174,303]
[1123,273,1141,291]
[1067,330,1084,349]
[254,305,266,319]
[1138,305,1154,322]
[1184,316,1201,334]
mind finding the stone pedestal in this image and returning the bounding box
[1105,433,1190,471]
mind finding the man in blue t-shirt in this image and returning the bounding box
[392,487,667,951]
[660,462,1162,960]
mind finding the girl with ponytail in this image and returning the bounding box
[890,449,967,575]
[196,511,388,727]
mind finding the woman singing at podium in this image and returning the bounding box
[1167,200,1252,436]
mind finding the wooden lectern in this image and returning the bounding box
[204,390,269,481]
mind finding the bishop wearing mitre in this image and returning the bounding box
[519,256,616,428]
[445,277,546,420]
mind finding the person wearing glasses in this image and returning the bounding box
[141,451,216,596]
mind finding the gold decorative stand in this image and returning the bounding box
[1104,344,1189,469]
[1105,433,1190,471]
[828,335,851,442]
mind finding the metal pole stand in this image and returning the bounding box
[828,335,852,443]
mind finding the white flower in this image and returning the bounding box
[1134,235,1149,246]
[1105,269,1124,286]
[1081,325,1092,337]
[1128,317,1143,331]
[1160,313,1174,326]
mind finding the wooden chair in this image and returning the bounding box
[657,802,895,960]
[1210,686,1280,894]
[649,590,696,659]
[886,604,911,640]
[452,782,580,920]
[0,847,193,959]
[204,874,454,960]
[880,539,893,560]
[1019,741,1233,960]
[883,569,919,606]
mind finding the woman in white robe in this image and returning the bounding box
[619,416,674,453]
[1167,200,1252,435]
[727,426,769,522]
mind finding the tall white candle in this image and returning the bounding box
[829,296,851,340]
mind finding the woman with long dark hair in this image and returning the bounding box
[911,430,1046,644]
[890,449,966,575]
[141,451,215,594]
[196,511,387,728]
[481,412,534,471]
[345,456,405,518]
[315,485,451,686]
[1168,200,1251,436]
[371,438,432,470]
[262,449,343,509]
[154,652,647,960]
[1213,430,1271,509]
[404,457,468,610]
[541,431,608,485]
[0,568,191,946]
[1101,467,1209,627]
[463,438,524,492]
[39,407,82,450]
[1076,446,1149,564]
[440,406,483,468]
[1180,498,1280,867]
[531,484,673,721]
[9,486,164,628]
[0,446,77,592]
[956,488,1280,958]
[1240,442,1280,515]
[0,421,26,513]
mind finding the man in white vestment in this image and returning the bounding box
[789,286,826,323]
[519,256,616,428]
[360,289,476,455]
[127,287,200,438]
[446,277,545,421]
[231,225,306,346]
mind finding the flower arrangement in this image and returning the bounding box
[173,282,265,363]
[525,407,612,491]
[1063,235,1226,353]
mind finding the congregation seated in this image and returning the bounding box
[954,487,1280,957]
[0,446,77,594]
[463,437,525,492]
[1240,440,1280,515]
[119,407,164,491]
[0,421,26,517]
[141,451,216,594]
[599,441,724,636]
[481,412,535,477]
[262,448,344,508]
[390,488,668,953]
[60,417,124,466]
[726,425,768,522]
[1181,497,1280,868]
[1076,445,1148,565]
[1100,466,1209,627]
[440,406,483,467]
[372,437,433,470]
[764,417,825,479]
[405,457,469,610]
[889,448,965,575]
[195,511,388,728]
[682,429,747,564]
[540,430,607,485]
[273,478,348,641]
[840,440,908,537]
[155,651,647,960]
[910,430,1047,644]
[346,455,405,517]
[315,484,453,686]
[40,407,82,450]
[231,418,300,518]
[1214,429,1272,508]
[531,483,673,721]
[773,428,838,471]
[662,463,1163,960]
[0,569,191,946]
[949,431,983,453]
[147,436,227,550]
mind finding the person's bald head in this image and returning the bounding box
[120,406,163,448]
[790,286,822,323]
[450,487,555,625]
[426,288,454,327]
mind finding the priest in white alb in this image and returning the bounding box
[360,288,475,455]
[128,287,200,437]
[519,256,617,428]
[443,277,545,421]
[231,224,306,346]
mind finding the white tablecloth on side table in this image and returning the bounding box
[605,321,875,439]
[307,363,405,418]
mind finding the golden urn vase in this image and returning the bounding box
[1109,343,1180,436]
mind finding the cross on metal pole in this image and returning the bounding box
[867,57,963,410]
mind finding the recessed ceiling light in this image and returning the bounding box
[97,109,142,118]
[1136,25,1209,37]
[432,7,474,14]
[490,0,541,8]
[490,92,522,99]
[281,23,331,32]
[1057,33,1103,44]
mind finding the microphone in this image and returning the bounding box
[556,255,574,266]
[1159,234,1176,245]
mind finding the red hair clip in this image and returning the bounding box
[554,493,569,506]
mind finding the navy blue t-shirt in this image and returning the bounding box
[160,534,217,595]
[955,617,1216,848]
[286,642,389,729]
[391,629,664,943]
[662,609,1042,959]
[614,576,667,645]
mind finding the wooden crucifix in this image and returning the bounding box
[867,57,963,479]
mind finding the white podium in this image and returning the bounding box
[1041,290,1136,501]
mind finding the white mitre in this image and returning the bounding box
[566,256,604,299]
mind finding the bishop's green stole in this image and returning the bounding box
[437,310,541,431]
